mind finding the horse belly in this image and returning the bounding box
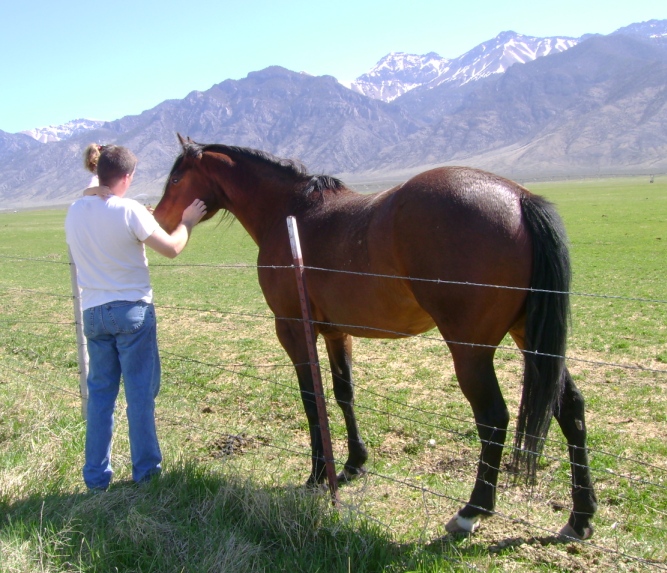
[310,272,437,339]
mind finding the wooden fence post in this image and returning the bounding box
[68,248,88,420]
[286,216,339,507]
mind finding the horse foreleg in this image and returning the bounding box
[554,368,597,540]
[324,334,368,483]
[274,318,326,486]
[297,363,329,487]
[446,347,509,534]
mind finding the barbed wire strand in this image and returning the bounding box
[160,351,667,493]
[2,255,667,304]
[3,323,664,484]
[3,287,666,375]
[156,358,667,519]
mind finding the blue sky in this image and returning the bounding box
[2,0,665,133]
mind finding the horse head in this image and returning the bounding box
[153,134,226,233]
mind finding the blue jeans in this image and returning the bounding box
[83,300,162,489]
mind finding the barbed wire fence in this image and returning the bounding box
[0,253,666,570]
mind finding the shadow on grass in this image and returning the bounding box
[0,461,495,573]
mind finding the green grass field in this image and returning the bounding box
[0,175,665,572]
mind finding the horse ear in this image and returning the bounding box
[177,133,204,160]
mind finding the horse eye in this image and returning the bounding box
[171,176,180,184]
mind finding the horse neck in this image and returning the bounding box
[214,162,302,246]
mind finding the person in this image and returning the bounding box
[65,144,207,491]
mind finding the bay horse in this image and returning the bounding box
[154,135,597,539]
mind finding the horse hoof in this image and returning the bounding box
[445,513,481,535]
[337,467,367,484]
[558,522,594,541]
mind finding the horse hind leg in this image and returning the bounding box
[445,346,510,534]
[325,334,368,483]
[554,367,597,540]
[511,327,596,540]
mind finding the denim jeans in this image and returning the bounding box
[83,300,162,489]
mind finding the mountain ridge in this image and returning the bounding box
[349,31,580,102]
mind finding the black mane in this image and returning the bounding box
[179,141,347,198]
[203,143,310,180]
[303,175,346,196]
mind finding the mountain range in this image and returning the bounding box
[1,19,666,209]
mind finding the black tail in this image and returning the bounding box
[513,193,571,481]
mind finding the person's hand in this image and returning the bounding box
[83,188,110,199]
[182,199,207,228]
[145,204,154,214]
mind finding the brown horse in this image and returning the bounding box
[154,135,596,540]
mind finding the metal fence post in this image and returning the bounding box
[286,216,339,507]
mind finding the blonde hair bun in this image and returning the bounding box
[83,143,102,173]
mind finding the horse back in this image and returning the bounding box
[378,167,531,279]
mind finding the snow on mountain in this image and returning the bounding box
[350,31,579,102]
[20,119,106,143]
[613,18,667,40]
[348,52,452,101]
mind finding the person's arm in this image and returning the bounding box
[143,199,207,258]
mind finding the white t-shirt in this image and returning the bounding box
[65,191,159,310]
